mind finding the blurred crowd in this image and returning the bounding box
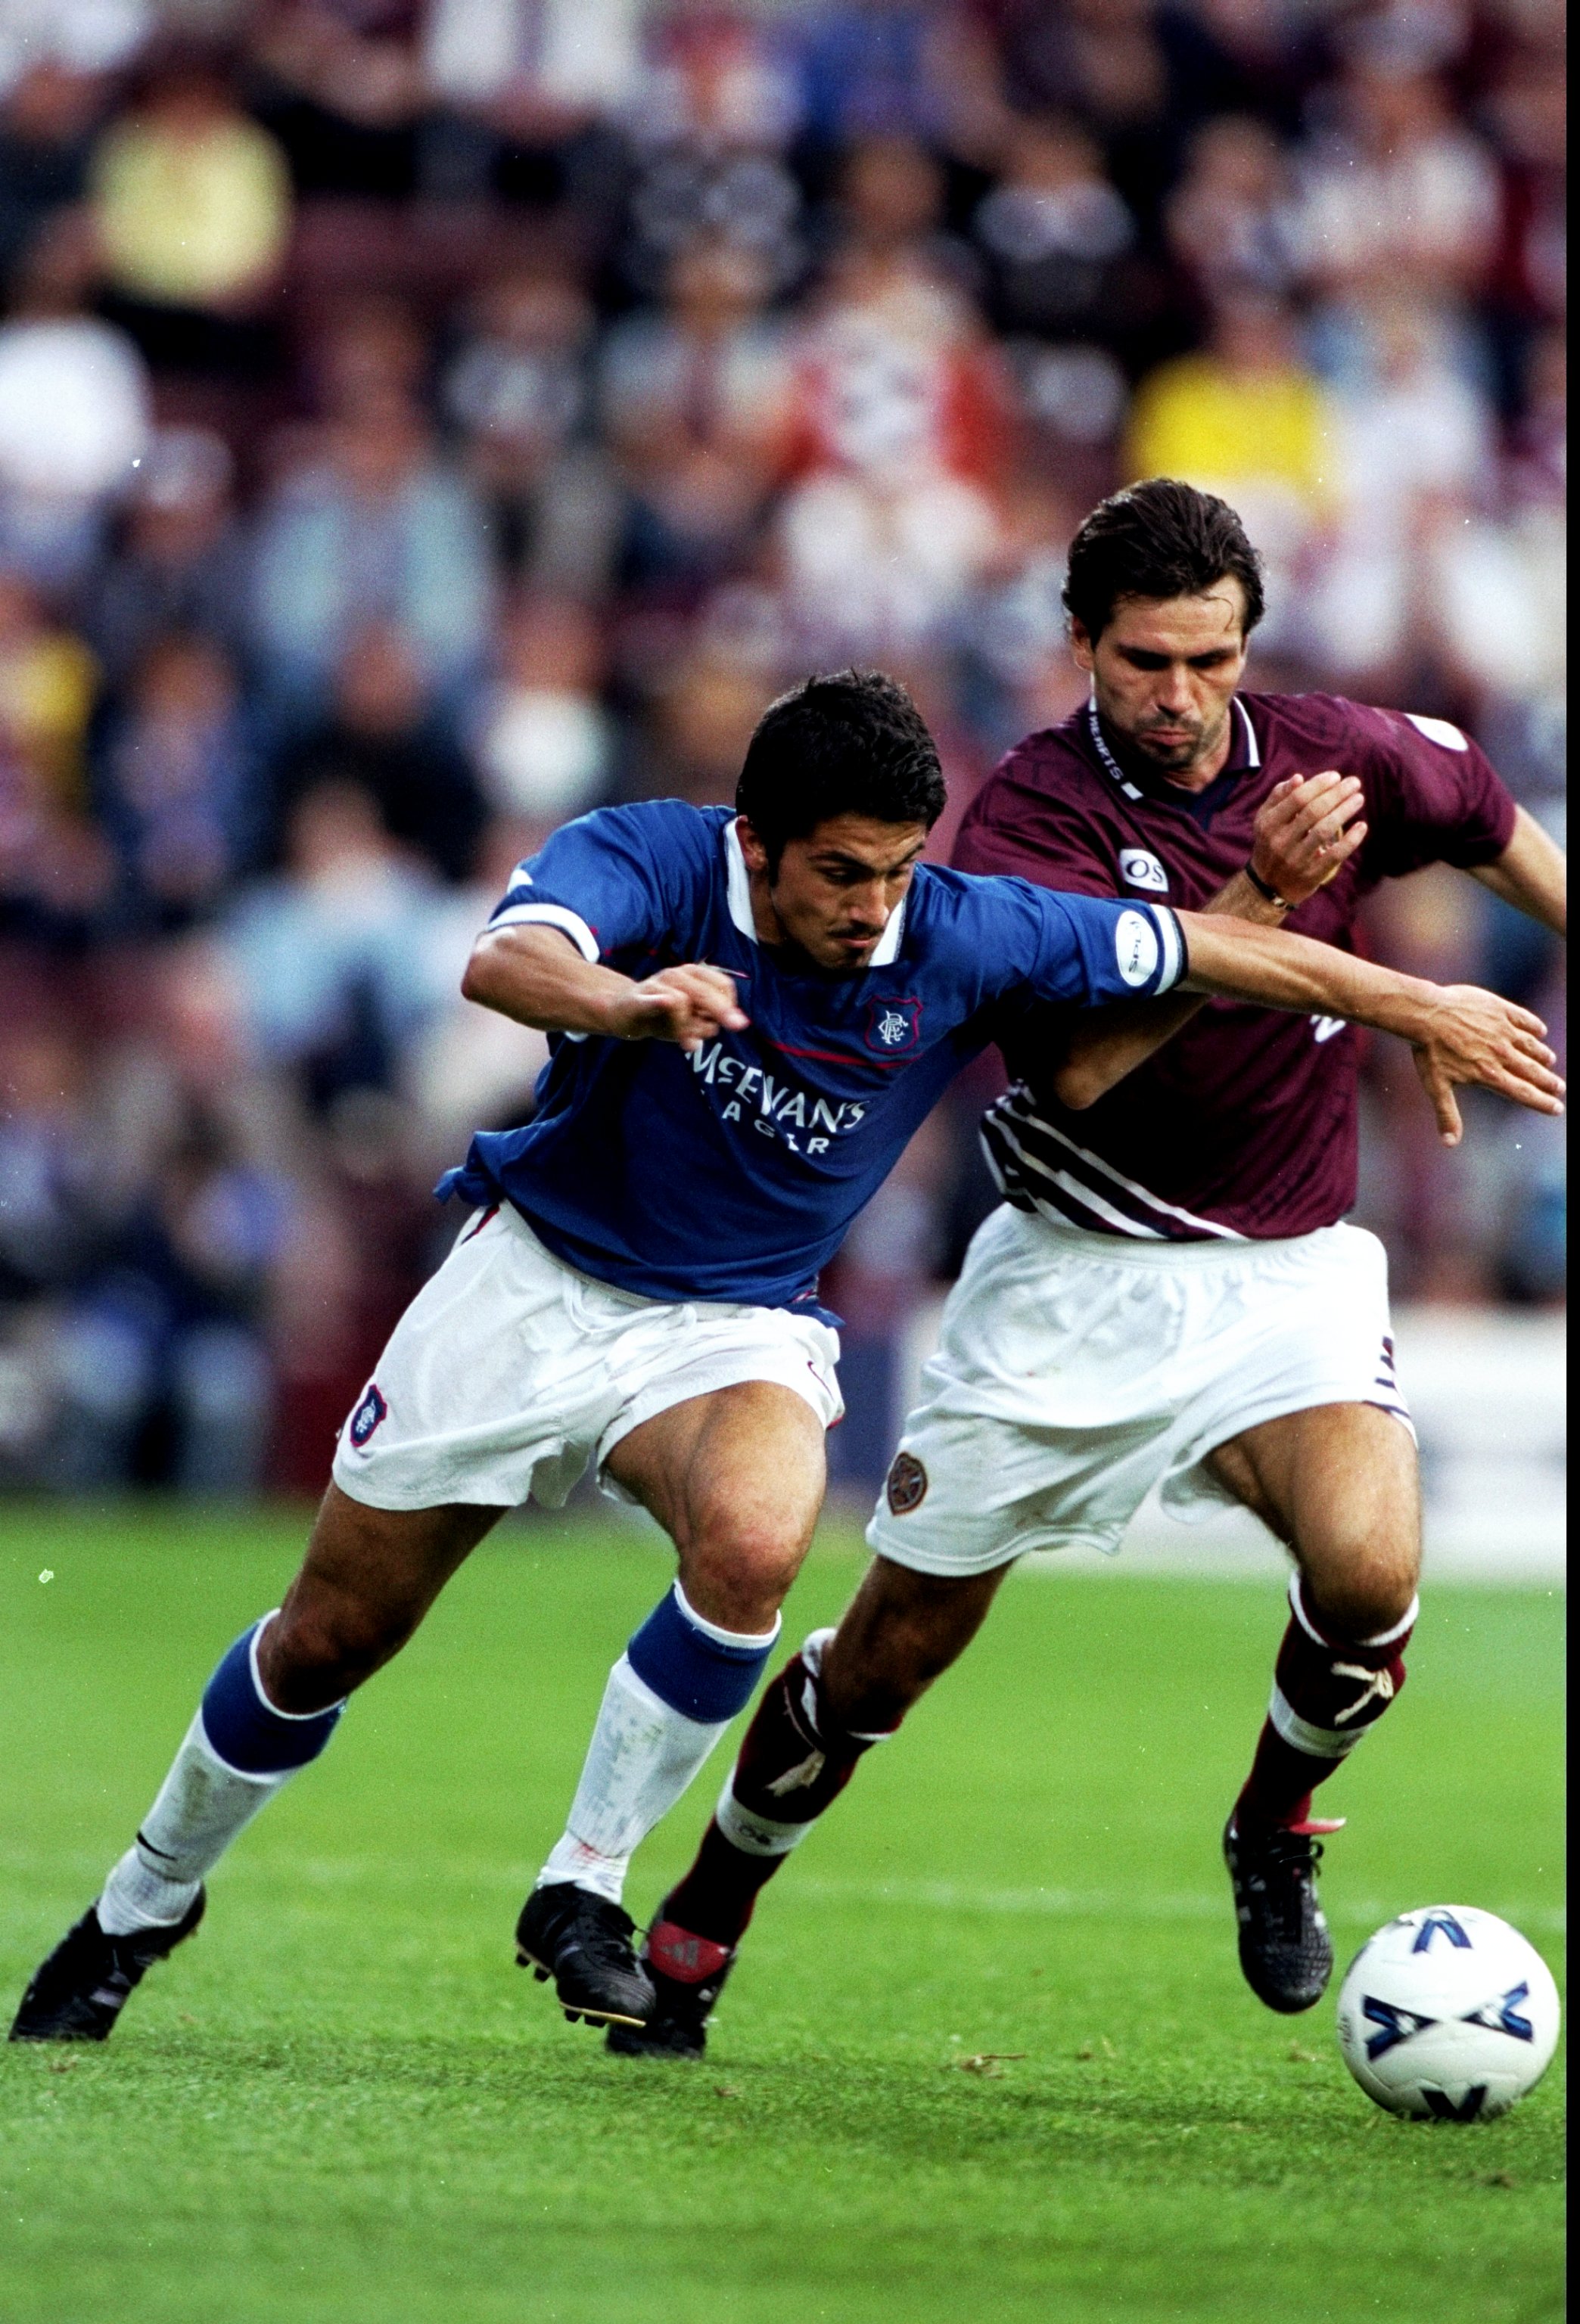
[0,0,1566,1496]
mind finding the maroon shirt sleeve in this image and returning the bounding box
[953,739,1121,896]
[1343,702,1518,879]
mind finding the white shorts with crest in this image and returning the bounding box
[867,1204,1411,1576]
[331,1203,843,1512]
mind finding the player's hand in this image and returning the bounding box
[610,964,750,1052]
[1409,986,1564,1146]
[1252,772,1367,906]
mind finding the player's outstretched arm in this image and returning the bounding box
[1469,806,1566,937]
[462,925,749,1054]
[1053,771,1368,1109]
[1175,915,1565,1145]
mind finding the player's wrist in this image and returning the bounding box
[1244,861,1295,912]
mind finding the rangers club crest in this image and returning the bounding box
[348,1383,388,1449]
[865,997,922,1055]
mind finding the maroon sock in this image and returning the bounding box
[658,1639,892,1959]
[1236,1575,1417,1832]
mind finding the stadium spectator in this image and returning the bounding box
[970,110,1146,349]
[615,5,804,302]
[248,397,495,716]
[82,425,250,685]
[267,623,487,881]
[442,266,618,594]
[42,940,296,1493]
[222,777,455,1096]
[602,235,794,596]
[1123,289,1330,650]
[89,49,294,376]
[1165,113,1302,307]
[0,0,151,100]
[472,593,615,831]
[95,631,260,927]
[0,570,113,939]
[0,211,149,587]
[0,59,104,278]
[245,0,428,200]
[1296,64,1501,320]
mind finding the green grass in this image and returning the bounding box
[0,1505,1563,2324]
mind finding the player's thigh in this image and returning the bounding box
[1207,1403,1420,1633]
[605,1382,827,1629]
[262,1484,506,1707]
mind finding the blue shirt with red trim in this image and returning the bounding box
[438,800,1182,1311]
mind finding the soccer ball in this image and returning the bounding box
[1336,1906,1560,2121]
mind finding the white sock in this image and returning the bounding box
[97,1710,294,1934]
[536,1654,729,1906]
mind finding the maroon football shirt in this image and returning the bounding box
[953,691,1517,1241]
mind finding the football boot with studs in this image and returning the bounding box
[605,1918,736,2061]
[1223,1815,1336,2014]
[515,1882,655,2027]
[9,1889,206,2043]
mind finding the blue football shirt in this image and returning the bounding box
[438,802,1183,1310]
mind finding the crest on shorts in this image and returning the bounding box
[865,997,922,1055]
[349,1382,387,1449]
[885,1449,928,1515]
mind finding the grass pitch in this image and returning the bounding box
[0,1506,1563,2324]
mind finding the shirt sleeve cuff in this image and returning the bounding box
[1153,905,1185,993]
[482,901,600,960]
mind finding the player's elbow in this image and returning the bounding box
[461,941,501,1008]
[1050,1059,1109,1111]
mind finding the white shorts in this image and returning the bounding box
[331,1203,844,1512]
[867,1205,1412,1577]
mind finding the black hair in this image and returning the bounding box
[735,670,947,869]
[1062,479,1265,642]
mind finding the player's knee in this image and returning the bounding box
[263,1593,415,1706]
[1303,1547,1419,1641]
[682,1517,804,1633]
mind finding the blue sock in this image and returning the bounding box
[99,1614,347,1932]
[537,1587,781,1901]
[201,1616,344,1773]
[626,1586,779,1723]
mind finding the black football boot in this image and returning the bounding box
[9,1890,207,2043]
[515,1883,655,2027]
[1223,1816,1335,2013]
[605,1917,736,2060]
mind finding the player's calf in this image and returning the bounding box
[523,1582,783,2029]
[605,1630,895,2060]
[1226,1573,1417,2012]
[8,1614,344,2042]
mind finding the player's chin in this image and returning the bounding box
[824,937,882,974]
[1138,732,1199,765]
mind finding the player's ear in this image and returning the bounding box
[1068,620,1096,673]
[735,817,772,877]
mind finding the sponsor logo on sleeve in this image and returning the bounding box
[1115,909,1161,987]
[348,1383,388,1449]
[1404,712,1469,752]
[885,1449,928,1515]
[1118,847,1169,893]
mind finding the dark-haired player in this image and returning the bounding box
[12,669,1557,2046]
[624,484,1568,2056]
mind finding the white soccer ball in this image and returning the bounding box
[1336,1906,1560,2121]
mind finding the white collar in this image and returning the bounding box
[723,816,907,968]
